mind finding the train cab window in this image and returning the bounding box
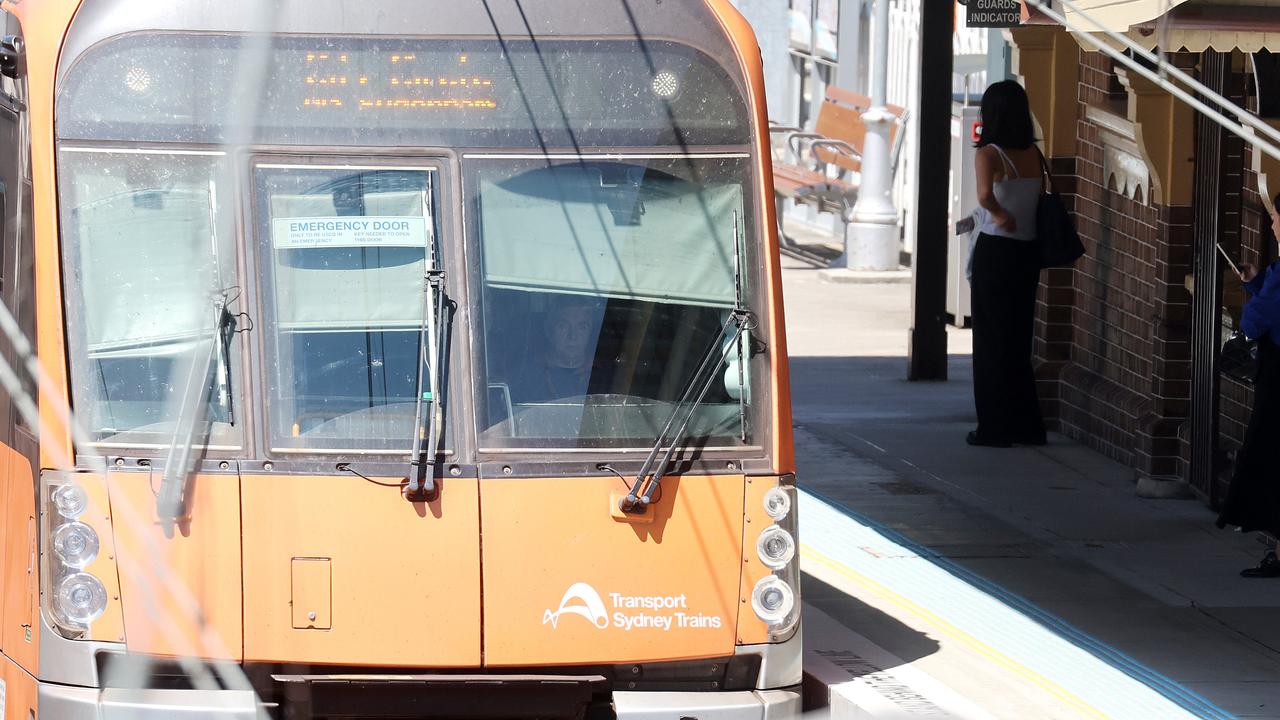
[253,165,439,453]
[472,157,756,450]
[58,149,241,447]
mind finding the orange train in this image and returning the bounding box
[0,1,801,718]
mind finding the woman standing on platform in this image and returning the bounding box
[966,80,1046,447]
[1216,198,1280,578]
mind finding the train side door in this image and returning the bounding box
[0,9,33,676]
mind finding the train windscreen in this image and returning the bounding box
[58,148,243,447]
[471,155,756,450]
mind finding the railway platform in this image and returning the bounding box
[784,256,1280,719]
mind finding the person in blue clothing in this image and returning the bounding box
[1217,197,1280,577]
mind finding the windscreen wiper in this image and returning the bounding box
[618,309,752,514]
[157,293,234,525]
[405,268,448,501]
[620,212,754,514]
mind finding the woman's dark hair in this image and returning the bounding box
[975,80,1036,150]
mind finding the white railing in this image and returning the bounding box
[887,0,922,252]
[887,0,922,109]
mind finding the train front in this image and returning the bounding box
[24,1,800,718]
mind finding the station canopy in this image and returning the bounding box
[1051,0,1280,53]
[1058,0,1194,32]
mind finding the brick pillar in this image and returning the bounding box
[1008,26,1082,429]
[1135,205,1194,488]
[1026,48,1200,491]
[1120,55,1198,494]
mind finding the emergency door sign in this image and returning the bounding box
[272,216,431,249]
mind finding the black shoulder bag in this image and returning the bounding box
[1221,331,1259,385]
[1036,150,1085,268]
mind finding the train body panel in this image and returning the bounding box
[0,0,802,716]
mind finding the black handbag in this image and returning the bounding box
[1036,151,1085,268]
[1221,331,1259,385]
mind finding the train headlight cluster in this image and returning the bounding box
[756,525,795,570]
[53,482,89,518]
[57,573,109,625]
[751,576,795,625]
[53,521,100,568]
[763,486,791,520]
[750,479,800,638]
[43,475,109,636]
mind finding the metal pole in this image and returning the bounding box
[907,0,952,380]
[843,0,900,270]
[870,0,889,107]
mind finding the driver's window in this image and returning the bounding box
[59,148,241,447]
[472,157,752,450]
[254,164,438,453]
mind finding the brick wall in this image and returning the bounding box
[1036,50,1194,479]
[1033,45,1278,500]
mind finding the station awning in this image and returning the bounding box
[1059,0,1193,33]
[1045,1,1280,52]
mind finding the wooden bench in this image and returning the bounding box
[771,87,908,266]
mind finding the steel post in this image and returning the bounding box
[908,0,952,380]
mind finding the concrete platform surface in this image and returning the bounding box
[786,262,1280,718]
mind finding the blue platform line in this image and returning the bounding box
[798,486,1237,720]
[799,488,1230,718]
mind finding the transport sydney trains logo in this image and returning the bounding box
[543,583,611,629]
[543,582,724,631]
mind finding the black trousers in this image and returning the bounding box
[970,233,1044,442]
[1217,339,1280,537]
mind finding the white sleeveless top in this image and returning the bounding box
[976,145,1040,242]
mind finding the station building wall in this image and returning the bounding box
[1016,31,1272,502]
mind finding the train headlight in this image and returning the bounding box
[52,483,88,519]
[763,486,791,520]
[53,522,100,569]
[56,572,108,626]
[751,576,795,626]
[651,70,681,99]
[756,525,796,570]
[124,66,153,94]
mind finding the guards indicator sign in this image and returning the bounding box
[965,0,1025,28]
[272,216,431,249]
